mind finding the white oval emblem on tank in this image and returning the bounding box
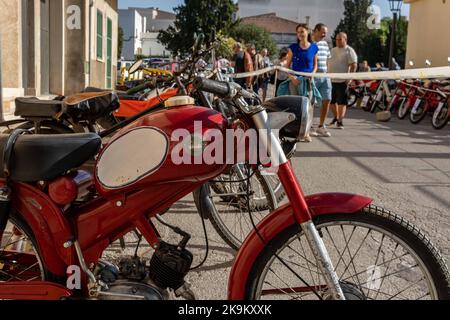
[96,127,169,189]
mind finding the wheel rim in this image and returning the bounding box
[398,99,409,118]
[254,221,438,300]
[209,165,273,248]
[0,220,45,282]
[433,104,449,127]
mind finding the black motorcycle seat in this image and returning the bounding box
[15,97,64,118]
[0,133,101,182]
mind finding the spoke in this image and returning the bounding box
[265,268,304,300]
[374,243,399,300]
[339,228,372,281]
[358,263,420,285]
[0,268,25,281]
[387,276,427,300]
[339,225,364,289]
[341,252,409,282]
[297,235,321,288]
[273,253,323,300]
[16,262,39,276]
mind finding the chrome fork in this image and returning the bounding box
[252,110,345,300]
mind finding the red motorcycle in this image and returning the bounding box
[397,80,423,120]
[0,77,449,300]
[409,80,450,124]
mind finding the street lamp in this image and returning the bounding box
[388,0,403,70]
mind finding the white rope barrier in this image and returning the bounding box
[229,66,450,81]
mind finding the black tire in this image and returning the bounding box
[432,103,449,130]
[397,98,410,120]
[370,100,381,113]
[347,91,357,107]
[245,205,450,300]
[196,167,276,251]
[0,211,51,283]
[362,96,374,112]
[409,100,428,124]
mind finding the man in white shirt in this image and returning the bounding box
[312,23,332,137]
[328,32,358,129]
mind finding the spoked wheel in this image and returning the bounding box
[432,102,449,129]
[200,164,277,250]
[409,100,428,124]
[347,92,358,107]
[397,98,410,120]
[0,213,47,283]
[209,164,279,212]
[246,206,450,300]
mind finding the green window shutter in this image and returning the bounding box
[106,18,113,88]
[97,10,103,59]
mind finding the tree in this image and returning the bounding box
[334,0,373,59]
[158,0,238,56]
[334,1,409,69]
[230,23,278,58]
[118,27,124,59]
[360,17,408,68]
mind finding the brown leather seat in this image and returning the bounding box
[64,91,113,106]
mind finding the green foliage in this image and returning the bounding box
[230,23,278,58]
[334,0,408,68]
[158,0,238,56]
[118,27,124,59]
[334,0,373,55]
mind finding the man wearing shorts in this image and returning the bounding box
[312,23,332,137]
[328,32,358,129]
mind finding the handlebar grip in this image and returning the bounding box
[193,77,231,98]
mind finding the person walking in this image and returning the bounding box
[246,43,259,92]
[328,32,358,129]
[285,23,319,142]
[230,42,254,89]
[311,23,332,137]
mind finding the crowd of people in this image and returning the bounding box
[229,22,359,142]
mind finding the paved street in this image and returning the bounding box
[137,106,450,300]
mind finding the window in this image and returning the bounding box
[97,10,103,59]
[106,18,113,88]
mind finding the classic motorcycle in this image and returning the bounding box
[0,73,449,300]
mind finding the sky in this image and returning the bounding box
[118,0,410,18]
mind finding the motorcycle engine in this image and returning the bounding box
[95,241,194,300]
[99,280,166,300]
[95,259,168,300]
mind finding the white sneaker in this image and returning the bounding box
[316,126,331,137]
[309,127,319,137]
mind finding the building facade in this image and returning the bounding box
[241,13,299,49]
[404,0,450,68]
[119,7,175,60]
[238,0,345,37]
[0,0,118,106]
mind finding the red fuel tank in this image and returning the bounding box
[94,104,229,196]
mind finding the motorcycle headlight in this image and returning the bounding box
[264,95,313,141]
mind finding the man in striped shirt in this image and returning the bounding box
[312,23,332,137]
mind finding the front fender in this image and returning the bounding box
[228,192,372,300]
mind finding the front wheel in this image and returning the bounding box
[397,98,410,120]
[245,205,450,300]
[432,102,449,129]
[409,100,428,124]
